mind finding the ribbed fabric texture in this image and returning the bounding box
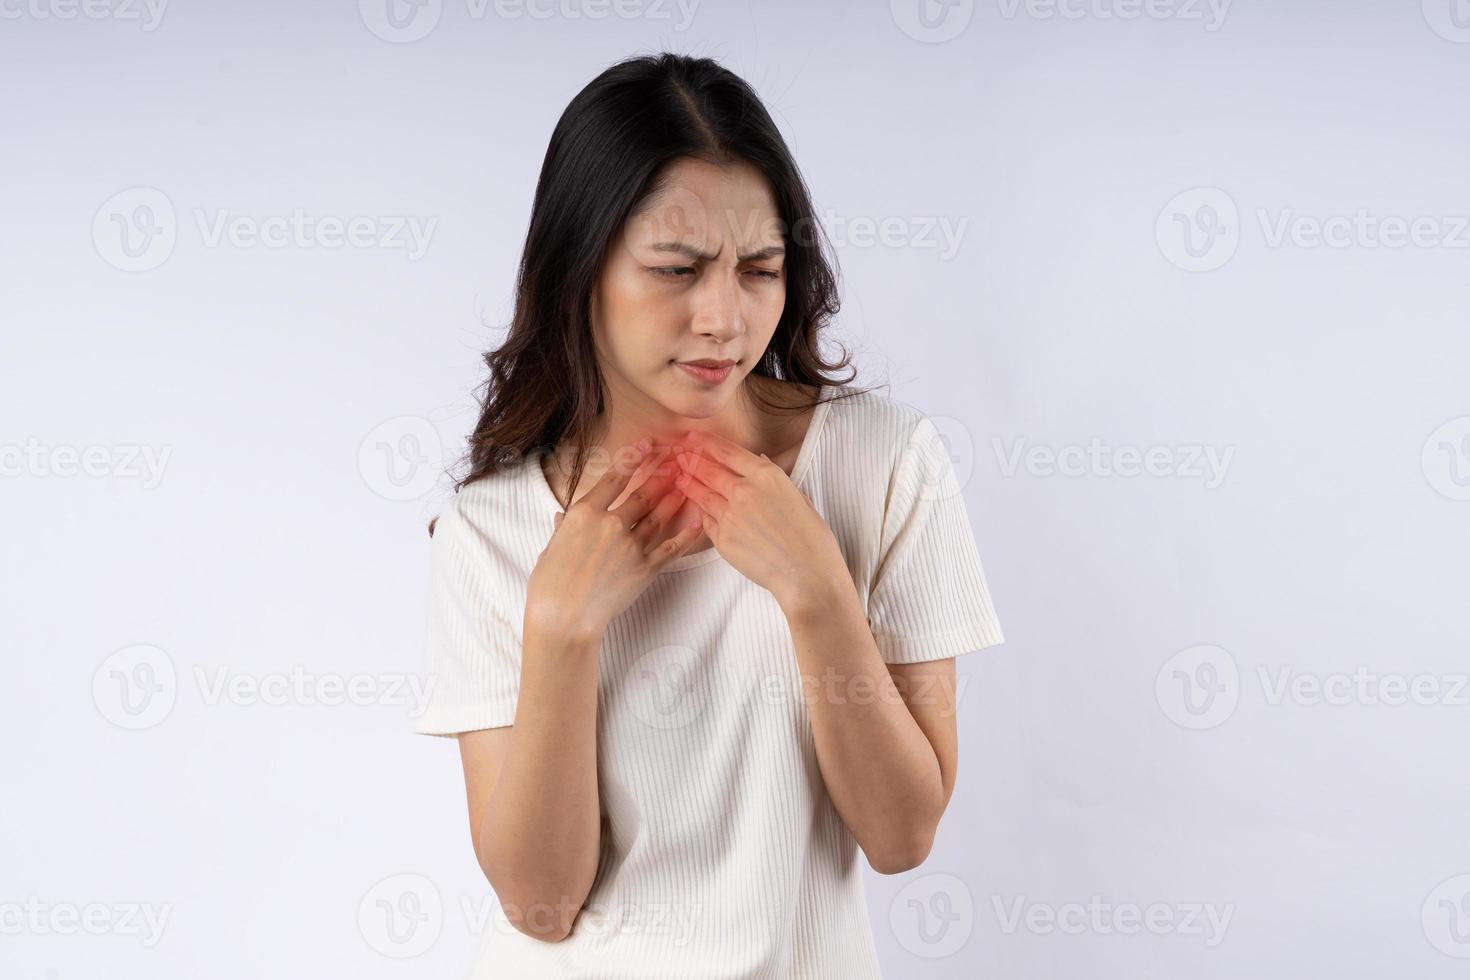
[414,384,1004,979]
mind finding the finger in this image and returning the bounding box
[632,485,686,548]
[675,469,726,518]
[645,512,705,564]
[682,428,760,476]
[677,447,739,497]
[642,442,682,479]
[579,438,650,512]
[611,459,680,527]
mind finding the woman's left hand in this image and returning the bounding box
[674,429,848,609]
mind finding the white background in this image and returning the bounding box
[4,1,1469,977]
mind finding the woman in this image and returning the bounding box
[415,52,1004,978]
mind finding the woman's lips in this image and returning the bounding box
[676,361,734,384]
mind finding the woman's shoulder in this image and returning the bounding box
[819,383,935,458]
[430,459,542,554]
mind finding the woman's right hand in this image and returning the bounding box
[525,439,703,643]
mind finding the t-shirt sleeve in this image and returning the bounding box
[866,413,1005,665]
[412,494,524,737]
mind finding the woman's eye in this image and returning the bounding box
[651,267,780,281]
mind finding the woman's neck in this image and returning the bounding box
[543,376,816,509]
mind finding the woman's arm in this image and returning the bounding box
[452,444,701,943]
[671,428,966,874]
[780,581,959,875]
[457,623,604,943]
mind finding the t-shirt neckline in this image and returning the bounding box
[528,384,837,574]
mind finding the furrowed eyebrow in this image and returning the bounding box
[649,241,786,263]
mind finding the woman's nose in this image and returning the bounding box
[688,269,745,342]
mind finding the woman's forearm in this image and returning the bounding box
[478,621,603,942]
[779,579,948,874]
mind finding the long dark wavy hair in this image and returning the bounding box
[433,52,876,535]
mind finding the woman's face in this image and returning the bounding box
[591,156,788,419]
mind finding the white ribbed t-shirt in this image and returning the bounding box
[414,384,1004,979]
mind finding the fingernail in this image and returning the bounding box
[636,436,651,452]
